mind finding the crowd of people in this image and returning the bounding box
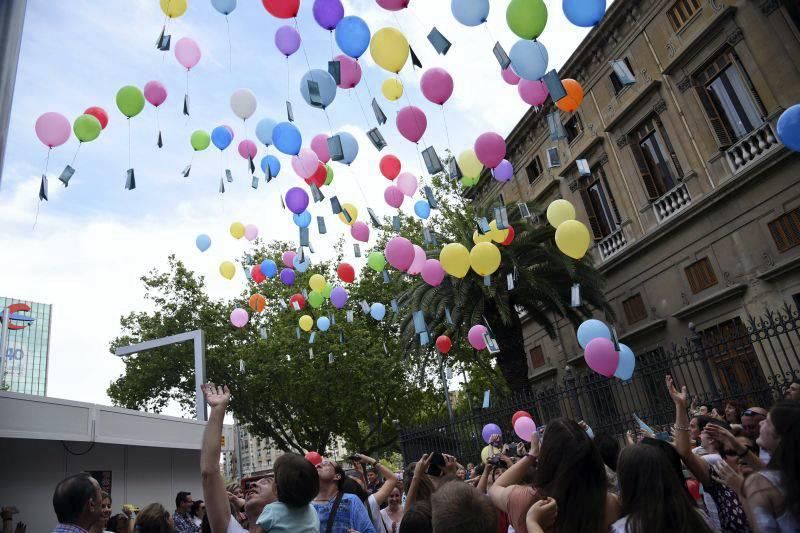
[24,377,799,532]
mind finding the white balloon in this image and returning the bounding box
[230,88,257,120]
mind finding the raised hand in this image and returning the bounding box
[712,461,744,494]
[665,375,688,406]
[202,382,231,409]
[703,423,736,448]
[414,453,432,478]
[527,497,558,530]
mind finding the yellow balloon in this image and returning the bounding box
[555,220,591,259]
[546,199,576,228]
[230,222,245,239]
[338,203,358,225]
[439,243,470,278]
[458,149,484,179]
[489,220,510,244]
[470,242,502,276]
[382,78,404,101]
[370,27,409,74]
[299,315,314,332]
[309,274,326,293]
[219,261,236,280]
[481,445,503,464]
[473,230,492,245]
[160,0,188,18]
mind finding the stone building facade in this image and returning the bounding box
[471,0,800,390]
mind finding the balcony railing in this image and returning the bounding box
[653,182,692,223]
[725,121,780,175]
[598,228,628,260]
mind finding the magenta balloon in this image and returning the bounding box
[396,106,427,144]
[420,67,454,105]
[385,236,415,271]
[310,134,331,163]
[518,79,549,107]
[336,54,362,89]
[275,25,301,57]
[474,132,507,169]
[175,37,201,69]
[492,159,514,182]
[376,0,409,10]
[238,140,257,159]
[292,148,320,179]
[35,112,71,148]
[421,259,445,287]
[468,324,488,350]
[351,221,370,242]
[144,80,168,107]
[282,250,297,268]
[514,416,537,442]
[501,66,520,86]
[384,185,405,209]
[396,172,418,197]
[330,286,349,308]
[584,338,620,377]
[407,245,426,275]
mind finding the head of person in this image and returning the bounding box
[759,401,800,518]
[741,407,768,440]
[724,400,742,424]
[134,503,173,533]
[100,492,112,525]
[273,453,320,507]
[403,461,434,503]
[640,437,693,502]
[400,501,432,533]
[175,492,193,513]
[367,469,378,485]
[243,476,277,519]
[593,432,620,472]
[784,379,800,401]
[697,403,714,416]
[455,468,466,480]
[107,513,130,533]
[316,459,347,490]
[489,464,507,488]
[698,418,732,455]
[190,500,205,519]
[431,478,495,533]
[52,473,103,528]
[342,477,370,503]
[734,437,759,476]
[388,486,403,510]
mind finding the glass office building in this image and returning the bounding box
[1,297,51,395]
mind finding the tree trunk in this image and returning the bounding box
[488,310,530,393]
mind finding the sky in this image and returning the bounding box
[0,0,596,411]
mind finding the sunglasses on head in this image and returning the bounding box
[742,409,765,417]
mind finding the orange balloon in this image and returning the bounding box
[556,79,584,113]
[249,294,266,313]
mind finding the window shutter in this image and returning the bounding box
[654,117,684,178]
[732,55,766,117]
[628,134,661,200]
[579,185,603,239]
[602,175,622,223]
[693,80,734,149]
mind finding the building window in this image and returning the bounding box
[529,346,545,369]
[579,164,621,239]
[685,257,718,293]
[628,115,682,201]
[668,0,702,32]
[768,207,800,252]
[699,317,768,399]
[527,155,543,184]
[623,294,648,325]
[610,58,635,94]
[792,292,800,311]
[564,114,583,144]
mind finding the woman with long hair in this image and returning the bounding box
[90,492,113,532]
[190,500,205,528]
[134,503,174,533]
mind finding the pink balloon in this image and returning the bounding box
[468,325,488,350]
[421,259,445,287]
[396,172,418,197]
[244,224,259,241]
[514,416,537,442]
[238,140,257,160]
[492,160,514,182]
[396,106,427,144]
[385,236,415,271]
[223,125,235,139]
[311,134,330,163]
[501,66,520,86]
[336,54,362,89]
[282,250,296,267]
[407,245,426,275]
[518,79,549,107]
[34,112,71,148]
[292,148,320,179]
[144,81,168,107]
[351,221,370,242]
[175,37,201,70]
[384,185,404,209]
[474,132,507,169]
[376,0,409,10]
[420,67,454,105]
[230,308,249,328]
[584,338,620,377]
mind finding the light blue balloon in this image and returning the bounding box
[614,343,635,381]
[451,0,489,26]
[211,126,233,151]
[293,210,312,228]
[317,316,331,331]
[414,200,431,219]
[335,16,371,59]
[256,118,277,146]
[211,0,237,15]
[195,234,211,252]
[338,131,359,165]
[273,122,302,156]
[293,253,311,273]
[563,0,606,27]
[509,40,549,81]
[260,155,281,178]
[299,69,338,110]
[370,302,386,321]
[577,319,611,349]
[777,104,800,152]
[260,259,278,278]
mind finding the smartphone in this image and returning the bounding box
[426,452,445,477]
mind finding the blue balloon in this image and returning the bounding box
[414,199,431,219]
[317,316,331,331]
[260,259,278,278]
[370,302,386,321]
[211,0,237,15]
[211,126,233,151]
[300,69,338,110]
[195,234,211,252]
[577,319,611,349]
[509,40,549,81]
[614,343,635,381]
[337,131,359,165]
[273,122,302,156]
[451,0,489,26]
[777,104,800,152]
[293,210,312,228]
[260,155,281,178]
[563,0,606,27]
[335,16,371,59]
[256,118,277,146]
[293,253,311,273]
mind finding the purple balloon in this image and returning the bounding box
[492,159,514,182]
[482,423,502,444]
[330,286,349,308]
[275,25,301,57]
[280,268,296,286]
[285,187,309,214]
[313,0,344,30]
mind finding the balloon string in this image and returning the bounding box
[329,31,335,60]
[34,148,51,229]
[351,90,371,131]
[441,105,453,157]
[225,15,232,72]
[286,56,291,103]
[128,118,132,169]
[70,142,82,166]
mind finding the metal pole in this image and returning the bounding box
[0,0,27,191]
[0,307,9,389]
[235,420,244,480]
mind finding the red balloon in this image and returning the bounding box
[84,106,108,129]
[262,0,299,18]
[436,335,452,354]
[305,162,327,188]
[305,451,323,466]
[511,410,532,426]
[501,225,515,246]
[379,155,401,180]
[337,263,355,283]
[289,293,306,310]
[251,265,266,284]
[686,479,701,501]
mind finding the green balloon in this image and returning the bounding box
[309,290,325,309]
[116,85,145,118]
[367,252,386,273]
[73,114,102,143]
[322,282,334,298]
[461,176,479,188]
[324,164,334,186]
[191,130,211,151]
[507,0,548,40]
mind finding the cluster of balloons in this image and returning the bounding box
[230,221,259,241]
[473,220,515,247]
[546,199,591,260]
[578,319,635,380]
[35,106,108,151]
[439,240,501,278]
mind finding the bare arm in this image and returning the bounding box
[705,424,765,470]
[666,375,711,486]
[488,454,536,511]
[200,383,233,533]
[356,454,398,507]
[476,464,492,495]
[405,453,431,508]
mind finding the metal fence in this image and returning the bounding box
[398,304,800,465]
